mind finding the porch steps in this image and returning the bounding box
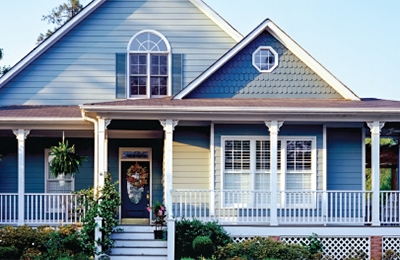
[109,225,167,260]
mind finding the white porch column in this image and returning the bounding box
[265,121,283,226]
[13,129,30,226]
[367,121,384,226]
[104,120,111,176]
[97,118,110,188]
[160,119,178,260]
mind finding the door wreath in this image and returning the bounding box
[126,162,148,204]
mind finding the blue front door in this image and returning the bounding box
[121,160,150,223]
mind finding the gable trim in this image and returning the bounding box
[190,0,243,42]
[174,19,360,101]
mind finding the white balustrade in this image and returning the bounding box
[0,193,18,224]
[24,193,85,224]
[380,191,400,224]
[0,193,85,225]
[171,189,376,226]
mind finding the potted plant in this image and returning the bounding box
[49,140,86,182]
[147,201,166,239]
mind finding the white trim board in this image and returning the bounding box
[174,19,360,101]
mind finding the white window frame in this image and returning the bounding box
[127,30,172,98]
[252,46,279,72]
[221,136,316,208]
[44,149,75,213]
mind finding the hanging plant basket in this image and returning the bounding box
[49,140,86,178]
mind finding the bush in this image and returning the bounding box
[214,236,311,260]
[76,173,121,256]
[175,219,232,259]
[193,236,214,258]
[0,225,89,260]
[0,246,19,259]
[300,233,323,259]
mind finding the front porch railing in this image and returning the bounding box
[380,191,400,225]
[0,193,85,225]
[171,190,388,226]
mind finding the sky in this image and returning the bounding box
[1,0,400,100]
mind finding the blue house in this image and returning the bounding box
[1,0,400,259]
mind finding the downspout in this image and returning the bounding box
[81,110,99,190]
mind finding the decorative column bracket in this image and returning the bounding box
[160,120,179,132]
[265,121,283,226]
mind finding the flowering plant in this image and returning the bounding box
[147,201,166,230]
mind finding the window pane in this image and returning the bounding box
[47,180,72,193]
[286,140,312,171]
[122,151,149,159]
[151,55,168,76]
[130,55,147,75]
[130,76,147,96]
[224,140,250,170]
[150,77,167,95]
[224,172,251,204]
[256,140,281,170]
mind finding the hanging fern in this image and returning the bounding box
[49,140,86,178]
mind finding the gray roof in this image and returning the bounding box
[83,97,400,109]
[0,106,82,118]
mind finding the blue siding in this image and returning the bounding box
[26,138,94,192]
[0,0,236,105]
[0,137,18,192]
[327,128,363,190]
[108,138,163,204]
[0,137,94,193]
[214,124,324,190]
[187,31,342,99]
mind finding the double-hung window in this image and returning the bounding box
[222,136,315,207]
[45,149,74,213]
[128,31,170,98]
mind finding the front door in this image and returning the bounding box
[120,148,151,224]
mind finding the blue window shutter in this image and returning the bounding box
[172,54,183,95]
[116,53,126,99]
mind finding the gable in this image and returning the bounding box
[186,30,343,99]
[0,0,238,106]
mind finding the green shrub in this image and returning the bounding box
[300,233,323,259]
[193,236,214,258]
[0,246,19,259]
[76,173,121,256]
[0,225,89,260]
[175,219,232,259]
[383,249,400,260]
[0,225,52,257]
[214,236,311,260]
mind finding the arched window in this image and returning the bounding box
[128,31,171,98]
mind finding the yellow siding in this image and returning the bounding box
[173,141,210,190]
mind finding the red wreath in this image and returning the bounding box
[126,162,148,188]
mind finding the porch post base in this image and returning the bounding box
[270,221,279,226]
[371,220,381,227]
[167,218,175,260]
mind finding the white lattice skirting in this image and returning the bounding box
[232,236,370,259]
[383,236,400,254]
